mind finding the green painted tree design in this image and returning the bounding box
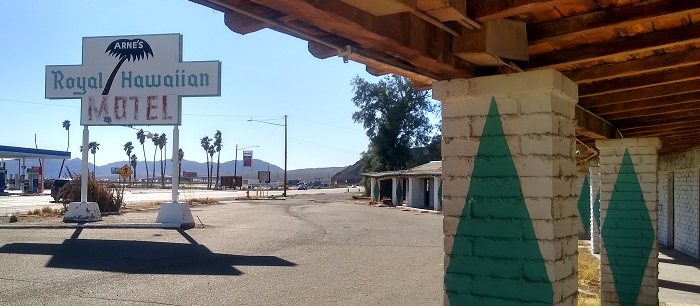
[578,177,591,234]
[445,97,552,305]
[373,180,380,202]
[601,149,654,306]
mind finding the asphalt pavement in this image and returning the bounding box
[0,192,444,306]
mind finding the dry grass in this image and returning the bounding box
[578,241,601,306]
[187,197,219,205]
[26,207,62,216]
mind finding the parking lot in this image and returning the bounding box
[0,192,444,306]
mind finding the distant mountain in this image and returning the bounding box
[1,157,342,182]
[332,159,363,185]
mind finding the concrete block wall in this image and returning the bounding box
[434,69,579,306]
[658,148,700,259]
[657,171,669,246]
[596,138,660,306]
[672,169,699,258]
[407,177,426,208]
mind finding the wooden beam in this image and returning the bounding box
[625,127,700,138]
[615,112,700,130]
[579,65,700,97]
[579,79,700,109]
[565,48,700,84]
[574,107,617,140]
[602,101,700,121]
[592,91,700,116]
[620,120,700,133]
[307,35,355,59]
[249,0,477,79]
[466,0,570,22]
[528,0,700,45]
[529,23,700,69]
[224,10,269,34]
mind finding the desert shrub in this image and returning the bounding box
[187,197,218,205]
[55,175,123,213]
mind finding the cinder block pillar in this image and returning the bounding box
[577,170,591,239]
[408,177,426,207]
[370,177,378,204]
[433,69,579,306]
[392,177,404,206]
[590,166,602,254]
[596,138,660,306]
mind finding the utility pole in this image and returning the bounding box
[247,116,287,197]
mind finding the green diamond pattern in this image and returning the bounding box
[578,177,591,234]
[594,190,601,231]
[601,148,653,306]
[374,180,380,202]
[445,97,553,305]
[438,180,443,208]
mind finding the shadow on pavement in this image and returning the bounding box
[659,248,700,268]
[660,279,700,295]
[0,228,296,276]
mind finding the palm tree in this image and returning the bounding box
[79,142,100,176]
[58,120,70,178]
[151,133,160,187]
[123,141,134,182]
[136,129,149,187]
[158,133,167,188]
[178,148,184,184]
[214,130,223,189]
[200,136,212,189]
[130,154,138,182]
[208,146,215,190]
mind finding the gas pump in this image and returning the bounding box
[0,161,7,194]
[27,168,39,193]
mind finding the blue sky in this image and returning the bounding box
[0,0,380,170]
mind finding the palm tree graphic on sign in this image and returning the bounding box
[102,39,154,95]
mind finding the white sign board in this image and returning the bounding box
[45,34,221,126]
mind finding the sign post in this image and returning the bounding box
[46,34,221,227]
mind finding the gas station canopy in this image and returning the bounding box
[0,145,71,160]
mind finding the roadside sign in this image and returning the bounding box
[119,164,132,180]
[111,167,120,174]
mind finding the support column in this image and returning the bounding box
[392,177,404,206]
[434,178,442,211]
[577,170,591,239]
[370,177,378,204]
[64,125,101,223]
[434,69,579,305]
[156,125,195,229]
[590,166,602,254]
[408,177,425,208]
[596,138,660,306]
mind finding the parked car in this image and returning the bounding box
[297,184,307,190]
[51,179,71,201]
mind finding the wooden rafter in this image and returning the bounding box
[592,91,700,115]
[603,101,700,121]
[528,0,700,45]
[529,23,700,69]
[579,79,700,108]
[466,0,571,22]
[578,64,700,97]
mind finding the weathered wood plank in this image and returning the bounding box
[591,91,700,116]
[579,79,700,108]
[529,0,700,45]
[529,23,700,69]
[602,101,700,121]
[575,107,618,140]
[466,0,571,22]
[615,112,700,130]
[579,64,700,97]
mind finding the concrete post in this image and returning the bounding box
[434,178,442,211]
[392,177,403,206]
[408,177,425,208]
[596,138,660,306]
[577,171,591,239]
[370,177,378,204]
[590,166,602,254]
[433,69,579,305]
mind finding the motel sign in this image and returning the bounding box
[45,34,221,125]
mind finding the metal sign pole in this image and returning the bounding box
[81,125,89,203]
[172,125,179,204]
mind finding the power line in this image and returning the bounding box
[0,98,78,109]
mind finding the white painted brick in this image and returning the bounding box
[502,115,558,135]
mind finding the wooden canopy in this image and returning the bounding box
[192,0,700,161]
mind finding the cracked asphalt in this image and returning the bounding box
[0,192,443,306]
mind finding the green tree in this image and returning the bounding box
[151,133,160,187]
[80,142,100,176]
[200,136,212,189]
[208,146,215,190]
[136,129,149,187]
[158,133,167,188]
[351,75,437,173]
[178,148,184,183]
[58,120,70,178]
[123,141,134,182]
[214,130,223,189]
[130,154,138,182]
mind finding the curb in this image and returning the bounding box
[0,223,182,229]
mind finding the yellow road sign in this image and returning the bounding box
[119,164,133,180]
